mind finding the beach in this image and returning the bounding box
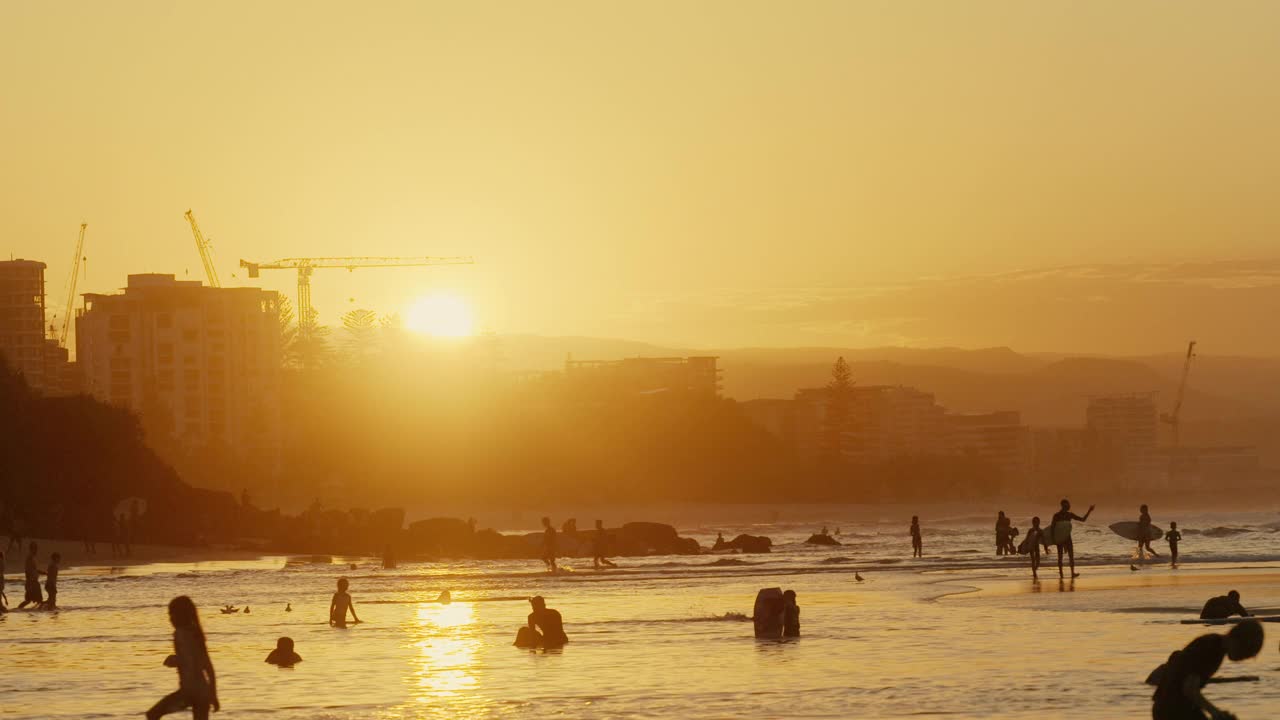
[4,507,1280,719]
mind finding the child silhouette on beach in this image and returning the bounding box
[329,578,360,628]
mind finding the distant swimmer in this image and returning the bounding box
[220,605,239,614]
[243,606,250,614]
[285,603,292,612]
[541,517,558,573]
[592,519,616,570]
[436,590,452,604]
[1050,499,1094,579]
[782,590,800,638]
[265,637,302,667]
[17,542,42,609]
[329,578,361,628]
[910,516,923,558]
[1137,504,1159,559]
[1152,619,1263,720]
[855,572,864,582]
[526,596,568,648]
[146,595,220,720]
[1167,522,1182,567]
[1200,590,1250,620]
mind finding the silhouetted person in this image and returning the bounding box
[527,595,568,648]
[1023,516,1051,581]
[1167,522,1182,567]
[17,542,42,609]
[714,532,727,550]
[147,596,219,720]
[0,549,7,611]
[1050,499,1094,578]
[382,545,397,570]
[40,552,60,610]
[995,511,1011,555]
[561,518,577,535]
[265,637,302,667]
[910,516,923,558]
[1137,504,1159,559]
[329,578,360,628]
[541,517,558,573]
[1152,619,1263,720]
[1200,590,1250,620]
[753,587,786,638]
[782,589,800,637]
[592,519,615,569]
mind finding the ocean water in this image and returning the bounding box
[5,508,1280,719]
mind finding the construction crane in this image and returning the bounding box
[239,256,475,340]
[185,209,221,288]
[56,223,88,347]
[1160,340,1197,448]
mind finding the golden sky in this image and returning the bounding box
[3,2,1278,352]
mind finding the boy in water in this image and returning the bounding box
[1166,521,1182,567]
[910,516,923,558]
[147,595,219,720]
[41,552,60,610]
[265,637,302,667]
[592,519,616,570]
[329,578,361,628]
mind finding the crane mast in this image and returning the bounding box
[185,210,222,288]
[57,223,88,347]
[239,255,475,341]
[1160,340,1197,448]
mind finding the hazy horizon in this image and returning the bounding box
[5,2,1280,355]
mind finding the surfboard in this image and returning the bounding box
[1109,521,1163,542]
[1180,616,1280,625]
[1044,520,1072,545]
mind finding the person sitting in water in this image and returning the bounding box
[1200,590,1250,620]
[1152,620,1264,720]
[329,578,361,628]
[526,596,568,647]
[265,637,302,667]
[782,590,800,637]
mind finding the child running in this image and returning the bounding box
[146,596,219,720]
[910,516,923,558]
[1166,521,1182,567]
[329,578,361,628]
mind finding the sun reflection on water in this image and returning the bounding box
[403,600,484,715]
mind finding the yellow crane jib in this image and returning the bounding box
[58,222,88,348]
[237,256,475,339]
[185,209,222,288]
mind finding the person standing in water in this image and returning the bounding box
[17,542,42,609]
[541,517,558,573]
[146,595,219,720]
[995,511,1011,556]
[1167,521,1182,567]
[1137,504,1159,559]
[1024,517,1051,581]
[592,519,616,569]
[329,578,361,628]
[782,590,800,637]
[910,516,923,558]
[40,552,60,610]
[1050,499,1094,579]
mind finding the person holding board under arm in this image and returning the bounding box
[1049,499,1094,579]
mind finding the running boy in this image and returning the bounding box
[1166,521,1182,567]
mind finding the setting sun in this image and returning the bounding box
[405,293,475,337]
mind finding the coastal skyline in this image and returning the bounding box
[5,2,1280,353]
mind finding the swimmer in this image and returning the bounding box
[265,637,302,667]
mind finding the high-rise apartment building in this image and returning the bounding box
[1085,393,1161,487]
[77,274,282,466]
[0,259,77,395]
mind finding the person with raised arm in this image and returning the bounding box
[1050,499,1094,579]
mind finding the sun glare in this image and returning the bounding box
[405,294,475,338]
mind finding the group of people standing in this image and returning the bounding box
[0,542,60,613]
[539,517,615,572]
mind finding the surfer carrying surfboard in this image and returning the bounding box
[1049,499,1094,579]
[1137,504,1160,559]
